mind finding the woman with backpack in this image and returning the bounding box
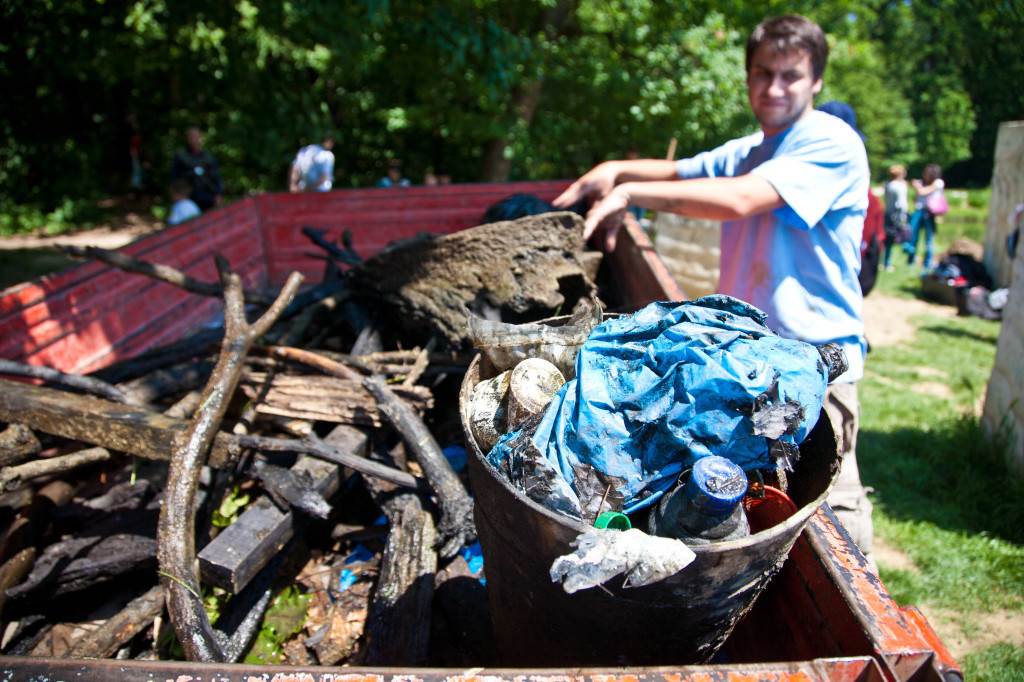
[903,163,948,269]
[882,165,908,271]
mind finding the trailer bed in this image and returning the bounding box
[0,181,960,680]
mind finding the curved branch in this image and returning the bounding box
[61,245,276,306]
[156,262,303,662]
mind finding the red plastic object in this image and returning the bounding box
[745,485,799,534]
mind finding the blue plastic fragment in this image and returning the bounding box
[338,568,357,592]
[461,541,486,585]
[345,543,374,565]
[442,444,468,473]
[489,295,830,516]
[461,541,484,574]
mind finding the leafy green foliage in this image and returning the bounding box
[822,39,918,179]
[0,0,1018,233]
[212,485,251,529]
[243,585,311,665]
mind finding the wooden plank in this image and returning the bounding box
[0,379,237,467]
[198,424,367,593]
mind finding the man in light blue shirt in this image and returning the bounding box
[289,134,335,192]
[554,15,873,554]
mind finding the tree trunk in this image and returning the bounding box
[478,0,577,182]
[480,80,543,182]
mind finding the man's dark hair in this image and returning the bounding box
[922,163,942,183]
[746,15,828,81]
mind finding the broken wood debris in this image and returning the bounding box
[365,376,475,559]
[0,379,239,467]
[0,424,40,467]
[361,442,436,666]
[199,425,365,594]
[0,214,597,665]
[239,372,433,426]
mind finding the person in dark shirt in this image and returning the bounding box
[170,127,223,211]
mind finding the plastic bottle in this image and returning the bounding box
[649,455,750,545]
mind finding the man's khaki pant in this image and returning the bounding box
[823,382,873,555]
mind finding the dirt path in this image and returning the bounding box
[0,214,163,251]
[0,205,165,289]
[862,292,957,348]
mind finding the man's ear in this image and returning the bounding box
[812,78,823,95]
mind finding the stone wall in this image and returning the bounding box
[983,121,1024,288]
[652,213,721,299]
[983,236,1024,474]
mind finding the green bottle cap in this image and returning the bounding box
[594,511,632,531]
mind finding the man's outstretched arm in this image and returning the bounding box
[585,174,784,251]
[553,159,679,208]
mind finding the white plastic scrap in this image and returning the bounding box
[549,527,697,594]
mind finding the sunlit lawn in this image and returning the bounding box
[861,190,1024,680]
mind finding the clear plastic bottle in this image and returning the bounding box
[649,455,750,545]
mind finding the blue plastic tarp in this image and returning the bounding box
[489,295,830,515]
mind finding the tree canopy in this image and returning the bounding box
[1,0,1020,221]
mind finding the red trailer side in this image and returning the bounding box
[0,183,960,680]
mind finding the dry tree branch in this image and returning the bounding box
[0,359,136,405]
[156,256,302,662]
[364,376,475,559]
[61,244,275,306]
[266,345,364,381]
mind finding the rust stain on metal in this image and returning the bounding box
[590,675,641,682]
[806,508,963,680]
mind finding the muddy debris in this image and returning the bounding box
[0,214,596,665]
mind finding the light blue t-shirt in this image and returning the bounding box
[675,110,868,382]
[167,198,201,226]
[294,144,335,191]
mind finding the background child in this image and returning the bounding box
[167,178,200,226]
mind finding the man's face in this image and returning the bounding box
[186,129,203,152]
[746,45,821,137]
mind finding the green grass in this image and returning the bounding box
[860,188,1024,674]
[0,197,116,237]
[963,644,1024,682]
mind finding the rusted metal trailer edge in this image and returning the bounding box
[798,507,961,681]
[0,655,887,682]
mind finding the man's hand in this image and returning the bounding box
[584,187,630,252]
[553,161,619,208]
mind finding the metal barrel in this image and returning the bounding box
[459,353,841,666]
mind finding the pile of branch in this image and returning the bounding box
[0,215,594,665]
